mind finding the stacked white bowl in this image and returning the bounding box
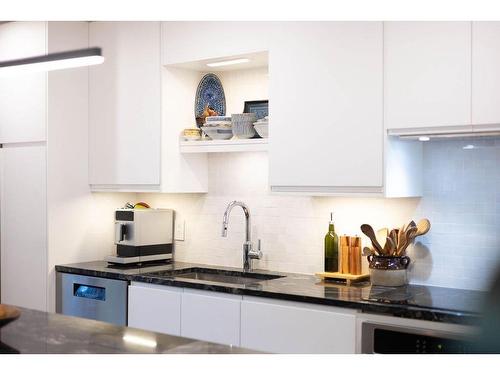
[253,116,269,138]
[201,116,233,140]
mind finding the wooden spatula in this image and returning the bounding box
[416,218,431,236]
[361,224,384,255]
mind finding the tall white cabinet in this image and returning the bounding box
[0,22,94,312]
[0,145,47,310]
[0,21,47,143]
[269,22,385,194]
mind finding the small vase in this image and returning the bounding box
[367,255,411,287]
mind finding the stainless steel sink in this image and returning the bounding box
[145,267,284,286]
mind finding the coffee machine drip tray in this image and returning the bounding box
[106,253,172,265]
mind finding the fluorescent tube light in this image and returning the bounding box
[206,58,250,67]
[463,144,475,150]
[0,47,104,76]
[418,136,430,142]
[123,333,157,348]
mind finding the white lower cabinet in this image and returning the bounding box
[240,296,356,353]
[128,283,182,336]
[181,289,241,346]
[127,283,357,352]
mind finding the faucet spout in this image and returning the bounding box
[221,200,260,271]
[221,200,250,241]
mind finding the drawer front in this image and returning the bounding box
[58,273,128,326]
[128,283,182,336]
[181,290,241,346]
[241,297,356,353]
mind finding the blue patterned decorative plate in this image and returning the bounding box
[195,73,226,125]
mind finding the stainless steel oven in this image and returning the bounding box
[361,322,476,354]
[56,273,127,326]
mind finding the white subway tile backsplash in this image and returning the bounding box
[138,138,500,291]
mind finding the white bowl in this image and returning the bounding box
[253,123,268,138]
[201,126,233,140]
[206,116,231,122]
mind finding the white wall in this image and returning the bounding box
[217,66,269,115]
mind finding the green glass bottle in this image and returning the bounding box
[324,212,339,272]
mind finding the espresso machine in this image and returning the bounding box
[106,208,174,266]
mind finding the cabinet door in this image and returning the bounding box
[128,283,182,336]
[0,22,47,143]
[385,22,472,129]
[181,289,241,346]
[472,22,500,125]
[0,145,47,311]
[89,22,161,187]
[269,22,383,192]
[241,297,356,353]
[162,21,276,65]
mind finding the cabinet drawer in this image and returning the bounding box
[241,297,356,353]
[181,290,241,346]
[128,283,182,336]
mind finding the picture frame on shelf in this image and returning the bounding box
[243,100,268,120]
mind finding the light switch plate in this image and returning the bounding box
[174,220,185,241]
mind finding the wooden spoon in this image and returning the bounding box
[384,236,396,255]
[416,218,431,236]
[389,229,398,251]
[398,226,418,255]
[397,224,406,252]
[360,224,384,255]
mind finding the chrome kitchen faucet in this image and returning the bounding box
[221,201,262,272]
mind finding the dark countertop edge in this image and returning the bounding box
[55,264,481,325]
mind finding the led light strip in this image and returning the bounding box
[206,58,250,67]
[0,47,104,76]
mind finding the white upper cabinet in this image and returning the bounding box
[162,21,275,64]
[269,22,384,193]
[472,22,500,126]
[89,22,161,188]
[384,22,472,130]
[0,22,47,143]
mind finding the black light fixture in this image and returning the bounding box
[0,47,104,75]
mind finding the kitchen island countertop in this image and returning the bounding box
[0,307,256,354]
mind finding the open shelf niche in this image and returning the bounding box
[162,51,269,154]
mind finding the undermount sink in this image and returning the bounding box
[145,267,285,286]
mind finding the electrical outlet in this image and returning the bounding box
[174,220,185,241]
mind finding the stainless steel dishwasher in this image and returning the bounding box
[56,272,128,326]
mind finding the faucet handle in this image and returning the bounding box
[249,239,263,260]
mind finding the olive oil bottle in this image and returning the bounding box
[324,212,339,272]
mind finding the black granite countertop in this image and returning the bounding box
[0,307,256,354]
[55,261,486,325]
